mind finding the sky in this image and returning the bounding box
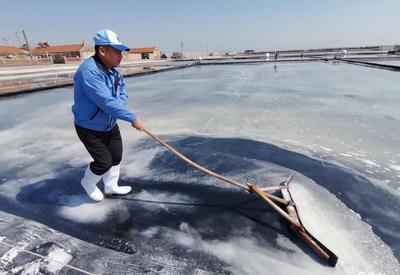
[1,0,399,53]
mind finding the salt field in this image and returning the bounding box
[0,61,399,274]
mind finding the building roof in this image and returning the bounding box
[32,44,86,55]
[0,46,28,55]
[130,47,158,53]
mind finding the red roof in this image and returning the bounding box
[0,46,28,55]
[130,47,157,53]
[32,44,84,55]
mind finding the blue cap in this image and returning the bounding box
[93,29,129,52]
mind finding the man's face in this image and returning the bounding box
[99,46,123,69]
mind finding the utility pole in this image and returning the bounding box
[22,30,33,58]
[180,41,183,57]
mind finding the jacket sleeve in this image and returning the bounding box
[81,69,136,123]
[119,76,128,103]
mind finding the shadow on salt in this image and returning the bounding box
[11,135,400,274]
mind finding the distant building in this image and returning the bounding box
[0,46,29,59]
[0,45,54,66]
[32,42,94,63]
[127,47,161,60]
[171,52,183,59]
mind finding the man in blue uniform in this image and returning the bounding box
[72,29,143,201]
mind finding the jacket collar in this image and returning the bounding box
[93,54,113,75]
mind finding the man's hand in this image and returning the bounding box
[132,118,144,131]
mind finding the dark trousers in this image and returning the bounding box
[75,124,123,175]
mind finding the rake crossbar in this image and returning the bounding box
[281,175,338,266]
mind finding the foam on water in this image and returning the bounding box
[58,195,128,224]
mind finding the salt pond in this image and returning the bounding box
[0,61,399,274]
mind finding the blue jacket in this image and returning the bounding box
[72,55,136,131]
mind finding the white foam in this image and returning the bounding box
[135,190,196,213]
[320,146,332,152]
[58,195,122,223]
[3,244,73,274]
[0,241,29,270]
[10,260,41,274]
[358,159,381,167]
[122,147,163,179]
[141,227,160,238]
[389,164,400,171]
[162,223,329,275]
[68,157,91,168]
[45,245,73,273]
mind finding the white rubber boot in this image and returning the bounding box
[80,165,104,202]
[103,165,132,196]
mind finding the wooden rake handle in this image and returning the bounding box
[141,128,250,190]
[141,128,287,205]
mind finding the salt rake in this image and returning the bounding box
[141,128,338,267]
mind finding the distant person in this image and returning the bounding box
[274,51,279,60]
[72,29,143,201]
[340,49,347,59]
